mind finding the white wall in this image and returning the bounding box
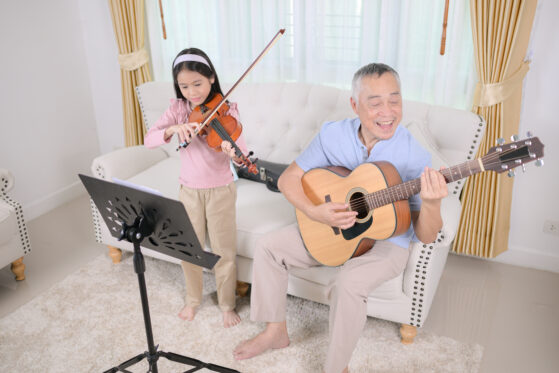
[495,0,559,273]
[0,0,102,220]
[77,0,123,155]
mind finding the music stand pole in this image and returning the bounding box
[79,174,239,373]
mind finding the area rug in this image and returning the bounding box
[0,253,483,372]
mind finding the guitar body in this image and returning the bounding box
[296,162,411,267]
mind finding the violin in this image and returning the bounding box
[176,29,285,175]
[186,93,257,174]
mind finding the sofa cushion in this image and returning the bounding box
[235,179,295,258]
[289,265,404,301]
[406,120,450,170]
[0,203,17,246]
[126,158,181,199]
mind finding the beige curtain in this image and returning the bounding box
[453,0,537,258]
[108,0,152,146]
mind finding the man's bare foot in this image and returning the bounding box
[178,305,197,321]
[223,310,241,328]
[233,322,290,360]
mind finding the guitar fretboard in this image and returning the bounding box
[365,159,482,209]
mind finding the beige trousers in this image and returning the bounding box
[251,223,409,373]
[178,182,237,311]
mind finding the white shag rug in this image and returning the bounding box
[0,253,483,373]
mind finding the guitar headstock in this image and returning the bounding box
[482,135,544,175]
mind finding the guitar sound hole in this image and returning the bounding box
[349,192,369,219]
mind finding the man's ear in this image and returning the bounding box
[350,96,358,115]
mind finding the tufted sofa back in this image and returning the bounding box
[136,81,484,197]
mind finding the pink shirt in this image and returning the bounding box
[144,98,248,189]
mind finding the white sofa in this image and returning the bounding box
[90,81,485,343]
[0,169,31,280]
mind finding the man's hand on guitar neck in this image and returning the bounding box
[413,166,447,244]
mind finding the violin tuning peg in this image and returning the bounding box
[511,134,519,141]
[526,131,533,138]
[507,169,516,178]
[496,138,505,145]
[535,159,544,167]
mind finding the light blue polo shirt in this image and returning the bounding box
[295,117,431,249]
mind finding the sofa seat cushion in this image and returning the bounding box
[289,265,404,301]
[126,157,181,199]
[0,203,17,246]
[235,179,295,258]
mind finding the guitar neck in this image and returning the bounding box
[367,159,483,209]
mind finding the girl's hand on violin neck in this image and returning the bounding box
[220,141,238,159]
[165,122,199,143]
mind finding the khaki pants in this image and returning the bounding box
[178,183,237,311]
[251,224,409,373]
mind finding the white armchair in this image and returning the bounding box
[0,169,31,280]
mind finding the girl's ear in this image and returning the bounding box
[210,75,215,84]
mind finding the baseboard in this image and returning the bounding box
[24,181,86,221]
[488,245,559,273]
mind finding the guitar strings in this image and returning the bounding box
[345,152,520,212]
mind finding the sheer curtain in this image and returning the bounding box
[146,0,475,109]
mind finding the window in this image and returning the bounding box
[146,0,475,109]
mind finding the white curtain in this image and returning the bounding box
[146,0,475,109]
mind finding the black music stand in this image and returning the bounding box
[79,174,239,373]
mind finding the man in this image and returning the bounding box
[233,63,448,373]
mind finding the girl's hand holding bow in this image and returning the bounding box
[165,122,200,144]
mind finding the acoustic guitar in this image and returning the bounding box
[296,136,545,266]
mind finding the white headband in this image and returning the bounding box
[173,54,211,69]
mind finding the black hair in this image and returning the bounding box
[172,48,223,104]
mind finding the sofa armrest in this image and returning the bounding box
[0,169,14,193]
[401,196,461,326]
[91,145,168,180]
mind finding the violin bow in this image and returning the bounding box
[187,29,285,139]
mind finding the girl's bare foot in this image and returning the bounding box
[178,305,197,321]
[223,310,241,328]
[233,322,290,360]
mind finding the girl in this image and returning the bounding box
[144,48,246,328]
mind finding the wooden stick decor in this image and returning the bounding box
[440,0,449,55]
[158,0,167,40]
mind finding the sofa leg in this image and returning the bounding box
[400,324,417,344]
[108,246,122,263]
[236,281,250,297]
[11,257,25,281]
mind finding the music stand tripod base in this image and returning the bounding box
[80,174,240,373]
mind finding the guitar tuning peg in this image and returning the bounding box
[526,131,533,138]
[496,138,505,145]
[522,164,526,173]
[507,169,516,178]
[511,134,519,141]
[535,159,544,167]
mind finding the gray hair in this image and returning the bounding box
[351,63,401,101]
